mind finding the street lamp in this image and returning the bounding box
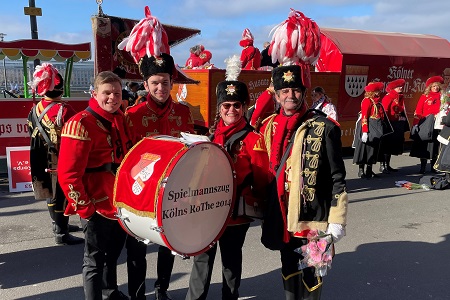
[0,33,7,94]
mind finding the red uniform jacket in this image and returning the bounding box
[185,53,203,69]
[214,130,269,225]
[240,45,261,70]
[382,91,405,121]
[125,96,194,142]
[58,100,132,220]
[361,97,384,133]
[413,92,441,125]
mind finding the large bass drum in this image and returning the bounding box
[114,135,236,257]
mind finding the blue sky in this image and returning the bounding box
[1,0,450,69]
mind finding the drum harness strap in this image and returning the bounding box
[31,102,58,154]
[210,123,254,218]
[84,106,120,174]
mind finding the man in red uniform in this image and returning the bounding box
[125,52,194,300]
[58,71,133,300]
[119,7,194,299]
[239,28,261,70]
[28,63,83,245]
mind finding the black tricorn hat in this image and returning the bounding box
[216,80,249,107]
[272,65,304,90]
[139,53,175,79]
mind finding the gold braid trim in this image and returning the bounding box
[253,135,267,152]
[288,116,324,232]
[67,184,90,211]
[282,271,303,281]
[302,276,322,292]
[262,114,277,158]
[62,119,90,141]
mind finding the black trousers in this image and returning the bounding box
[82,214,127,300]
[47,183,70,233]
[126,236,148,299]
[154,245,175,292]
[185,223,250,300]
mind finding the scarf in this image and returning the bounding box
[88,98,132,162]
[212,117,248,147]
[263,112,300,217]
[145,96,174,135]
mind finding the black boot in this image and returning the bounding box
[430,159,438,173]
[366,165,373,179]
[419,159,427,174]
[385,154,397,172]
[358,165,365,178]
[379,162,389,174]
[53,213,84,245]
[155,288,172,300]
[283,273,301,300]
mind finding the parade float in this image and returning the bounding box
[172,28,450,147]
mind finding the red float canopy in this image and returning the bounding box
[0,39,91,61]
[317,28,450,72]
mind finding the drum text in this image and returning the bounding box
[162,207,188,219]
[215,199,232,208]
[162,198,232,220]
[167,184,231,202]
[190,201,215,213]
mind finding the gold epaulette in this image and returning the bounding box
[61,114,90,141]
[253,133,268,152]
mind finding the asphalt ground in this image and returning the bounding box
[1,152,450,300]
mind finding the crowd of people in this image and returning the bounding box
[351,76,450,180]
[26,4,450,300]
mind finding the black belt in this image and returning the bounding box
[85,163,120,174]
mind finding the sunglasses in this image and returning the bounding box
[221,102,242,109]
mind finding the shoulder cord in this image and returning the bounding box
[32,102,58,152]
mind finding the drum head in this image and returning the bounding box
[159,142,234,255]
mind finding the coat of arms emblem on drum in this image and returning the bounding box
[130,153,161,195]
[345,65,369,97]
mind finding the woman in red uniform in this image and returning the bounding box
[353,82,386,178]
[378,79,409,173]
[185,56,269,300]
[410,76,444,173]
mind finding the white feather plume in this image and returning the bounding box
[224,55,242,81]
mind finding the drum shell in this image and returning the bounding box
[114,136,236,256]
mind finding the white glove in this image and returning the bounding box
[361,132,368,143]
[326,223,346,243]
